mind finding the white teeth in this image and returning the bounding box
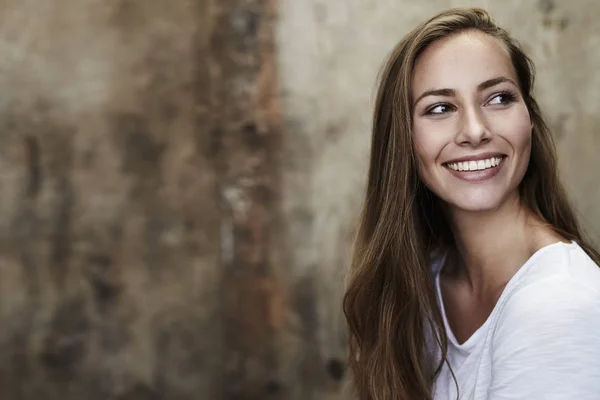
[446,157,504,171]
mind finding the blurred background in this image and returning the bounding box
[0,0,597,399]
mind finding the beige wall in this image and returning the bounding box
[277,0,600,396]
[0,1,223,398]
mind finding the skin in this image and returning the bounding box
[411,31,566,344]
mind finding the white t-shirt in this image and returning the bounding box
[430,241,600,400]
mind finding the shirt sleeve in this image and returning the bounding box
[488,276,600,400]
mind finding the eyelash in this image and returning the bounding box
[424,91,517,116]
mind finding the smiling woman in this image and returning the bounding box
[343,7,600,400]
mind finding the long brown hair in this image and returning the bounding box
[343,7,600,400]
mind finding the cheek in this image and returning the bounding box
[493,107,532,186]
[412,124,444,166]
[412,123,449,182]
[501,109,533,157]
[517,130,533,180]
[412,130,432,182]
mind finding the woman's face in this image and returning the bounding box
[411,31,532,213]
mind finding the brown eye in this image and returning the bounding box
[426,103,455,115]
[488,92,516,106]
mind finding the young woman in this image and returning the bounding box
[343,7,600,400]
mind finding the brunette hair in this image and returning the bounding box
[343,7,600,400]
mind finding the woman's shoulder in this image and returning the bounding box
[495,241,600,329]
[508,241,600,295]
[488,243,600,398]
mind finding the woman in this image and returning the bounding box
[343,7,600,400]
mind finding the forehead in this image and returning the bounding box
[412,31,517,94]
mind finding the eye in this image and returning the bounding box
[425,103,455,115]
[488,91,516,106]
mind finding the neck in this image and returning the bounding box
[444,192,558,293]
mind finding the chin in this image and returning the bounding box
[444,190,515,213]
[451,200,503,213]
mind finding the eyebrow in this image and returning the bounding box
[413,77,517,106]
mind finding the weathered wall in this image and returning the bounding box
[277,0,600,397]
[0,1,224,398]
[0,0,295,398]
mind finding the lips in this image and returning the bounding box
[443,155,507,182]
[444,152,506,164]
[445,156,505,172]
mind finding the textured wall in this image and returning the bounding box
[277,0,600,397]
[0,1,223,398]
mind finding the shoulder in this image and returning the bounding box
[487,244,600,398]
[501,241,600,304]
[495,276,600,333]
[493,241,600,346]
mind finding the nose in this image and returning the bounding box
[455,106,491,147]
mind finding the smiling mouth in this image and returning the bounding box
[444,156,506,172]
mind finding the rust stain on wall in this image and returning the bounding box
[208,0,285,398]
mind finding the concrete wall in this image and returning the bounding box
[0,1,223,398]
